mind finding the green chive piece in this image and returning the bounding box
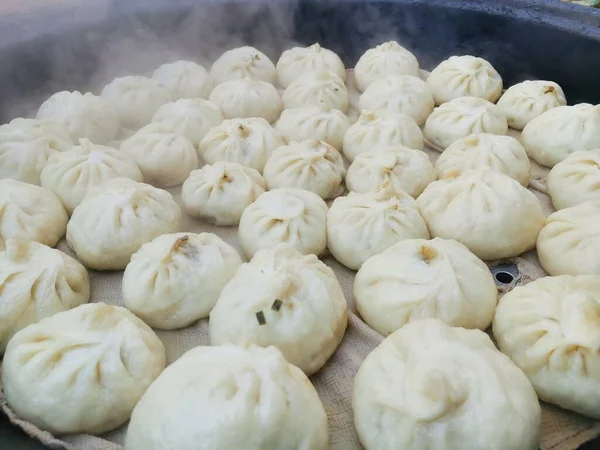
[271,299,283,311]
[256,311,266,325]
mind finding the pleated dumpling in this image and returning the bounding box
[210,46,277,85]
[0,179,68,251]
[209,78,282,123]
[1,303,166,434]
[282,71,349,112]
[547,150,600,210]
[210,245,348,375]
[275,106,349,150]
[277,43,345,88]
[424,97,508,150]
[152,60,213,99]
[353,319,541,450]
[493,275,600,419]
[0,240,90,352]
[41,139,143,214]
[327,187,430,270]
[426,55,503,105]
[263,139,346,199]
[238,188,328,258]
[66,178,181,270]
[126,344,328,450]
[182,161,265,226]
[417,169,545,260]
[36,90,120,144]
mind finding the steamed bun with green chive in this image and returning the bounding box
[210,244,348,375]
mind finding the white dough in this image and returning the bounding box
[66,178,181,270]
[121,123,198,188]
[417,169,545,260]
[0,240,90,352]
[152,60,213,99]
[126,344,328,450]
[152,99,223,146]
[36,90,120,144]
[40,139,143,214]
[346,145,436,198]
[547,150,600,210]
[182,161,265,226]
[123,233,242,330]
[354,238,497,335]
[100,75,171,129]
[424,96,508,150]
[238,188,328,258]
[198,118,284,173]
[359,75,434,125]
[354,41,420,92]
[0,118,72,185]
[520,104,600,168]
[209,78,282,123]
[353,319,541,450]
[210,46,277,85]
[0,179,68,251]
[210,245,348,375]
[263,139,345,199]
[426,55,503,105]
[493,275,600,419]
[275,106,349,150]
[435,133,531,186]
[277,43,346,88]
[342,110,424,162]
[327,187,429,270]
[1,303,166,434]
[497,80,566,130]
[537,201,600,276]
[282,71,349,112]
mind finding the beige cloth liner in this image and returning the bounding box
[2,71,600,450]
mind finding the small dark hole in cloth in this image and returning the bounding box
[495,271,514,284]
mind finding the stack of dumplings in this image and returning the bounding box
[3,38,600,450]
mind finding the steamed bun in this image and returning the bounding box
[282,71,349,112]
[263,139,345,199]
[126,344,328,450]
[199,118,284,173]
[152,99,223,146]
[342,110,424,162]
[359,75,434,125]
[497,80,566,130]
[417,169,545,260]
[547,150,600,210]
[121,123,198,188]
[354,41,420,92]
[1,303,166,434]
[0,179,68,250]
[435,133,530,186]
[346,146,436,198]
[0,118,72,185]
[66,178,181,270]
[0,240,90,352]
[100,75,171,130]
[182,162,265,226]
[210,245,348,375]
[238,188,328,258]
[209,78,282,123]
[40,138,143,214]
[537,201,600,276]
[327,187,430,270]
[123,233,242,330]
[353,319,541,450]
[493,275,600,418]
[152,60,213,99]
[36,90,119,144]
[275,106,349,150]
[354,238,497,335]
[520,104,600,168]
[277,43,346,88]
[426,55,503,105]
[424,97,508,150]
[210,46,277,85]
